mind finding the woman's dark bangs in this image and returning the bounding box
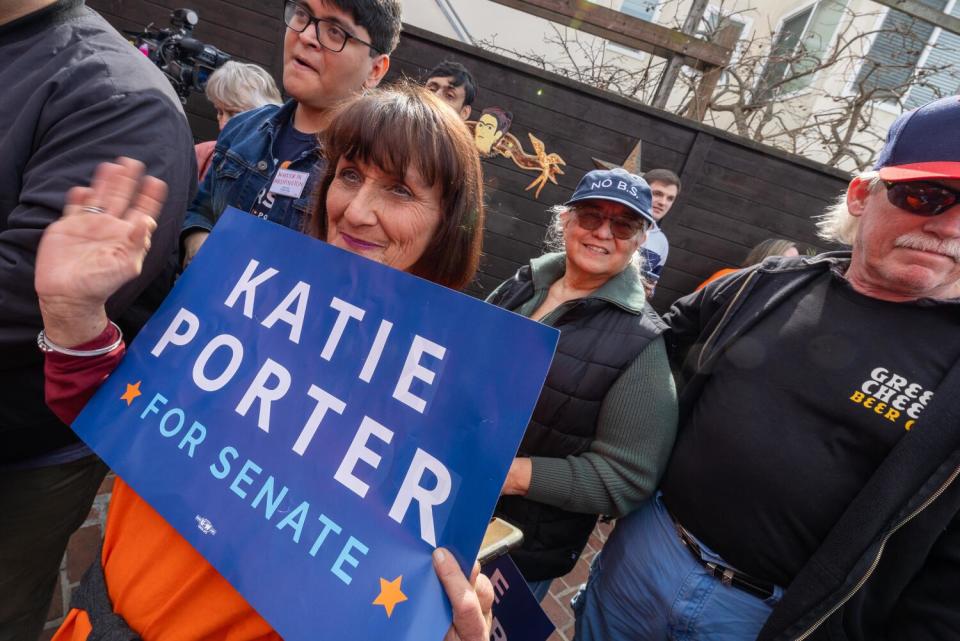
[330,97,458,190]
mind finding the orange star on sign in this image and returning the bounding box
[372,576,407,617]
[120,381,142,406]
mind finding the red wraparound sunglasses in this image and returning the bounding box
[885,180,960,216]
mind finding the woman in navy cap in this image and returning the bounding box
[488,168,678,598]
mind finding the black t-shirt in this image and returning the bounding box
[661,269,960,587]
[249,111,318,221]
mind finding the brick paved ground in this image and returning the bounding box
[38,474,114,641]
[38,475,611,641]
[541,520,613,641]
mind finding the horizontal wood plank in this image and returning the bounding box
[488,0,731,69]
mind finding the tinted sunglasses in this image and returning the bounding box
[885,180,960,216]
[574,209,648,240]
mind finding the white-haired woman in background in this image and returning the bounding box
[195,61,283,179]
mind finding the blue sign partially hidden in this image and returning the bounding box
[483,555,556,641]
[71,209,558,641]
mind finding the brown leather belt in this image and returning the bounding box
[666,505,776,601]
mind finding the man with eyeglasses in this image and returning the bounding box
[572,95,960,641]
[181,0,401,267]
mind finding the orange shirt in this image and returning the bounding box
[695,267,738,292]
[45,333,277,641]
[53,478,278,641]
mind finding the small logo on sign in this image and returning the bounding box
[195,515,217,536]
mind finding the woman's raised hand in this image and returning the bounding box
[36,158,168,347]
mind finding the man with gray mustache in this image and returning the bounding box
[572,95,960,641]
[894,232,960,261]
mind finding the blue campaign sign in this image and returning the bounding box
[71,209,558,641]
[483,555,555,641]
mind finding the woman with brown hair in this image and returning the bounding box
[36,84,489,641]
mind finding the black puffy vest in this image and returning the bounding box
[489,264,665,580]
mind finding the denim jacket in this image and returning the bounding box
[181,100,324,238]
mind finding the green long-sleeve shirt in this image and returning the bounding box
[490,253,679,517]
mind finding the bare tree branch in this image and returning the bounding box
[475,0,959,170]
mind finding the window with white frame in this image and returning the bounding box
[684,6,750,84]
[586,0,663,58]
[855,0,959,107]
[757,0,847,100]
[698,6,750,52]
[620,0,660,21]
[906,3,960,108]
[587,0,661,22]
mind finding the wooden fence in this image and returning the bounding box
[87,3,852,310]
[390,27,852,309]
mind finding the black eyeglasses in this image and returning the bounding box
[886,180,960,217]
[283,1,380,54]
[574,209,648,240]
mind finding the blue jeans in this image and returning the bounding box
[527,578,553,602]
[572,494,783,641]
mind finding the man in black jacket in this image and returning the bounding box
[572,95,960,641]
[0,1,195,638]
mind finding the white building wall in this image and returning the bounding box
[402,0,946,170]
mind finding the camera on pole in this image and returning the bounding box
[126,9,231,103]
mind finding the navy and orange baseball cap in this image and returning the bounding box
[874,95,960,182]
